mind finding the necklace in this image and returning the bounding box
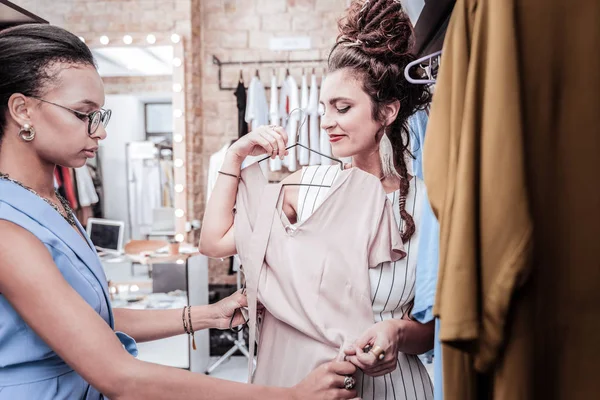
[0,172,77,227]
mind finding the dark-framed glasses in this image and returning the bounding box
[30,97,112,136]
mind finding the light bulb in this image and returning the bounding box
[100,36,109,45]
[176,259,185,265]
[172,57,182,67]
[174,159,184,168]
[174,134,183,143]
[171,33,181,44]
[78,36,85,43]
[123,35,133,44]
[146,34,156,44]
[173,109,183,118]
[175,184,184,193]
[175,209,185,218]
[175,234,184,243]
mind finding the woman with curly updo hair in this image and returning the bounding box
[201,1,435,398]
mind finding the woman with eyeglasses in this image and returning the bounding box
[0,24,357,400]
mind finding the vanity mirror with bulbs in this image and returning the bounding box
[83,33,209,372]
[83,33,188,245]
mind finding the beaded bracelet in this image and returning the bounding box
[187,306,196,351]
[182,306,189,334]
[182,305,196,350]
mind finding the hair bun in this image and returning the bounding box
[337,0,414,60]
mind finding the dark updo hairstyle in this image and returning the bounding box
[328,0,431,242]
[0,24,96,143]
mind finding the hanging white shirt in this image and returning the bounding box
[206,143,230,202]
[298,74,310,166]
[319,76,334,165]
[75,165,99,207]
[280,75,300,172]
[307,73,321,165]
[278,77,290,169]
[269,73,282,172]
[245,76,269,131]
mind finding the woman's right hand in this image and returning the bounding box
[228,125,289,160]
[291,361,359,400]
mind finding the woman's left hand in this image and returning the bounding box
[344,319,403,377]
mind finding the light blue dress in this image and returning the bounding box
[409,109,443,400]
[0,179,137,399]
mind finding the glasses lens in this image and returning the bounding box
[90,112,102,134]
[102,109,112,128]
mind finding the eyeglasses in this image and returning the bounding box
[30,97,112,136]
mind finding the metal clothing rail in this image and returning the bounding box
[212,55,327,91]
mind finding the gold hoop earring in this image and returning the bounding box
[19,124,36,142]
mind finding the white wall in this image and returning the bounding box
[100,95,145,241]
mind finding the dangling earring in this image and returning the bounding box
[379,127,400,179]
[19,123,36,142]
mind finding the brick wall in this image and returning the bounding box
[102,75,172,95]
[10,0,349,284]
[10,0,192,39]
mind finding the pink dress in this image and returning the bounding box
[234,163,406,387]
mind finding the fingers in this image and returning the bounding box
[347,351,397,377]
[272,125,289,144]
[327,360,357,376]
[264,126,287,159]
[345,355,368,371]
[227,290,247,307]
[270,127,287,158]
[258,131,277,158]
[234,294,248,307]
[364,360,396,376]
[344,345,357,356]
[354,333,374,350]
[354,347,378,367]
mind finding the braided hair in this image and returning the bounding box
[327,0,430,242]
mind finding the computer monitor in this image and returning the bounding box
[86,218,125,254]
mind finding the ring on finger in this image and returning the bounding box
[343,376,356,391]
[369,345,386,361]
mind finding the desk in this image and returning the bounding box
[103,253,211,373]
[125,243,198,278]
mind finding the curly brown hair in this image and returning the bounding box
[327,0,431,242]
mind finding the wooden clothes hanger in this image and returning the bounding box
[258,108,344,187]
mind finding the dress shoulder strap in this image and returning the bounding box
[244,183,284,382]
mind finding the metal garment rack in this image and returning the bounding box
[212,55,327,91]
